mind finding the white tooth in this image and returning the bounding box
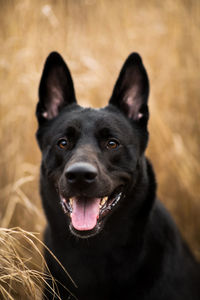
[69,198,73,207]
[101,196,108,207]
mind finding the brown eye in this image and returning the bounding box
[57,138,69,149]
[106,139,119,150]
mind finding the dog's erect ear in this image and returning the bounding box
[109,53,149,125]
[36,52,76,124]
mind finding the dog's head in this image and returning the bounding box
[36,52,149,238]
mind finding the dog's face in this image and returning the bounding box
[36,52,149,238]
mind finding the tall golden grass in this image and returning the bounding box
[0,228,77,299]
[0,0,200,298]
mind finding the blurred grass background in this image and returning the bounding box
[0,0,200,298]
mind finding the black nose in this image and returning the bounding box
[65,162,97,185]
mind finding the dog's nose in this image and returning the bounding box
[65,162,97,185]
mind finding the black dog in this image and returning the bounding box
[36,52,200,300]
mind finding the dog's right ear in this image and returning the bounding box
[36,52,76,125]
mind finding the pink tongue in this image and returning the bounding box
[71,198,100,231]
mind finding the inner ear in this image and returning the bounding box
[41,68,67,119]
[109,53,149,124]
[37,52,76,124]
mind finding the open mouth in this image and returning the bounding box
[60,187,124,236]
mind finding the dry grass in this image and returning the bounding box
[0,0,200,298]
[0,227,50,300]
[0,227,77,300]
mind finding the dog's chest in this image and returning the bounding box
[59,242,134,297]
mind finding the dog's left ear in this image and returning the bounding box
[109,53,149,125]
[36,52,76,125]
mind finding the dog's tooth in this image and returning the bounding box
[69,198,73,207]
[101,196,108,207]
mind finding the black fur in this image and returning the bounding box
[36,52,200,300]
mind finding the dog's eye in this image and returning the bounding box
[106,139,119,150]
[57,138,69,149]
